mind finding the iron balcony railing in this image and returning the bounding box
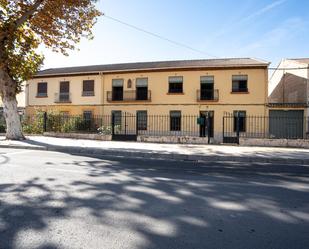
[54,93,71,103]
[197,89,219,101]
[36,92,48,97]
[107,90,151,102]
[232,88,248,93]
[82,91,95,96]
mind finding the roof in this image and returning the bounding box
[288,58,309,65]
[35,58,269,77]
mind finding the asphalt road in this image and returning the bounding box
[0,148,309,249]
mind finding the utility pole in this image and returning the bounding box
[283,69,285,103]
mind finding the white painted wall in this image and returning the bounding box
[269,59,309,96]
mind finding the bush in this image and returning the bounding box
[97,125,121,135]
[61,117,83,133]
[22,112,44,134]
[45,114,60,132]
[61,119,74,133]
[46,115,90,133]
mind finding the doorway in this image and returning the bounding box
[199,111,214,138]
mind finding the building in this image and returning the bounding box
[269,58,309,105]
[26,58,269,142]
[268,58,309,139]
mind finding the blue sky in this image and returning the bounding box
[41,0,309,69]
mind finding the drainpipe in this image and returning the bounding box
[265,67,268,117]
[100,72,104,115]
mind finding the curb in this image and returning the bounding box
[1,144,309,165]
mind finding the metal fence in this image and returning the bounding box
[1,112,309,143]
[45,114,112,134]
[223,113,309,143]
[138,115,201,136]
[43,114,204,137]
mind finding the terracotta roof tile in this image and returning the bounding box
[36,58,269,77]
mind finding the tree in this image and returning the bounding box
[0,0,101,139]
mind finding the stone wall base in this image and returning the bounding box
[137,135,215,144]
[44,132,111,141]
[43,133,218,144]
[240,138,309,149]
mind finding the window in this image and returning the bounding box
[82,80,94,96]
[137,111,147,130]
[170,111,181,131]
[200,76,214,100]
[60,81,70,93]
[112,79,124,101]
[59,81,70,102]
[169,76,183,93]
[232,75,248,92]
[83,111,92,120]
[112,110,122,126]
[233,111,246,132]
[83,111,92,130]
[136,78,148,100]
[37,82,47,97]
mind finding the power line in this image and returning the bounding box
[102,13,219,59]
[102,14,309,67]
[268,67,309,70]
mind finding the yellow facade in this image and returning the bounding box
[26,63,268,142]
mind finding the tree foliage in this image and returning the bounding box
[0,0,101,91]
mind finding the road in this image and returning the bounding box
[0,148,308,249]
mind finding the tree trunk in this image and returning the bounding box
[0,69,24,140]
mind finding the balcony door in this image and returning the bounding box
[60,81,70,102]
[200,76,214,100]
[136,78,148,100]
[112,79,124,101]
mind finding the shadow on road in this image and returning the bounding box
[0,154,309,249]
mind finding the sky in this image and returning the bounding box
[40,0,309,69]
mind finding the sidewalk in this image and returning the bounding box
[1,135,309,164]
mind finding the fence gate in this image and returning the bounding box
[269,110,304,139]
[112,112,137,141]
[222,113,241,144]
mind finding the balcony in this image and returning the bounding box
[107,90,151,102]
[82,91,95,96]
[55,93,71,103]
[197,89,219,102]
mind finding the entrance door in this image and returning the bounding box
[199,111,214,138]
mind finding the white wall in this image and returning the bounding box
[269,59,309,96]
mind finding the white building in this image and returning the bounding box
[269,58,309,104]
